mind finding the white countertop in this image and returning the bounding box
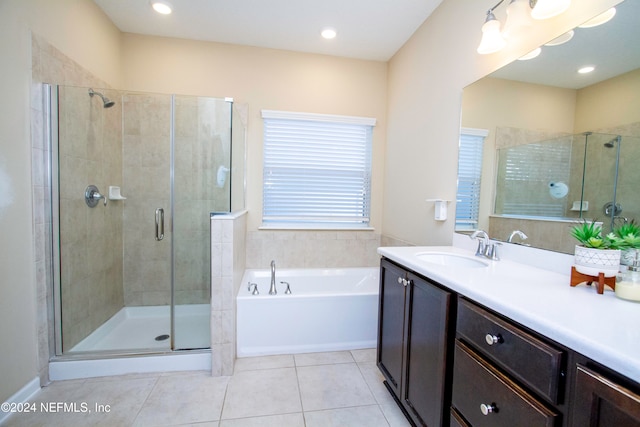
[377,245,640,383]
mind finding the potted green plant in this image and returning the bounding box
[612,220,640,266]
[570,220,621,277]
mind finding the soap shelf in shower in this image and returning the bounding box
[108,186,127,200]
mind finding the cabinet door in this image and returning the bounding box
[402,272,452,427]
[572,364,640,427]
[377,259,407,398]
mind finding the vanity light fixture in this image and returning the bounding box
[151,0,172,15]
[503,0,533,39]
[530,0,571,20]
[321,27,337,40]
[477,0,571,55]
[578,7,616,28]
[477,5,506,54]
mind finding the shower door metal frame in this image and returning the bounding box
[46,84,65,356]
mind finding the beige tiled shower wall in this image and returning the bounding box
[57,85,124,351]
[30,34,119,372]
[121,92,172,306]
[122,94,231,306]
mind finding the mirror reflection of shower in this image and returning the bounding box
[88,88,115,108]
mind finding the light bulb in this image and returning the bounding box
[477,13,506,55]
[531,0,571,20]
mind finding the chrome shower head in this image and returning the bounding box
[88,88,115,108]
[604,136,621,148]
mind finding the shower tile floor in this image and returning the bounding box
[4,349,411,427]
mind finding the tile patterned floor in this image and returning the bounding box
[3,349,411,427]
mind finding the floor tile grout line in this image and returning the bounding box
[129,374,161,426]
[354,356,393,427]
[293,361,308,426]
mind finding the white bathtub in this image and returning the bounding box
[237,267,379,357]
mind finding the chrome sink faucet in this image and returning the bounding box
[269,260,277,295]
[507,230,528,244]
[470,230,500,261]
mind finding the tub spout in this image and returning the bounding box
[269,260,277,295]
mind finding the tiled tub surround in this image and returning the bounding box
[246,230,382,269]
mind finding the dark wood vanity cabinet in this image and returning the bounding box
[570,363,640,427]
[377,258,454,426]
[377,257,640,427]
[451,298,565,427]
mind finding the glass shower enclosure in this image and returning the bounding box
[50,85,245,355]
[494,131,640,235]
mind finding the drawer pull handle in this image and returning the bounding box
[485,333,502,345]
[480,403,497,415]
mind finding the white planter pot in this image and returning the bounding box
[574,245,621,278]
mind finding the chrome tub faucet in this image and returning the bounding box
[269,260,277,295]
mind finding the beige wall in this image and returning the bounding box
[383,0,622,245]
[575,68,640,132]
[0,0,122,404]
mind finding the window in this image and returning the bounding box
[456,128,488,231]
[261,110,376,228]
[496,139,571,217]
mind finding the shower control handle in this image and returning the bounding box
[155,208,164,241]
[85,185,107,207]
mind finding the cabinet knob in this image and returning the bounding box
[397,277,403,284]
[480,403,497,415]
[485,333,502,346]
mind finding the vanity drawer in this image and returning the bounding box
[457,298,564,403]
[452,341,559,427]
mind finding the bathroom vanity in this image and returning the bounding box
[377,246,640,427]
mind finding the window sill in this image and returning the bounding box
[259,224,375,231]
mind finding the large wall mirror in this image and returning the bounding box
[459,0,640,254]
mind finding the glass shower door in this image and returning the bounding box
[172,95,232,350]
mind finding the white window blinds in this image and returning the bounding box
[262,110,375,227]
[456,129,488,231]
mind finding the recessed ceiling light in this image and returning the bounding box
[578,66,595,74]
[518,47,542,61]
[321,28,337,40]
[578,7,616,28]
[151,0,172,15]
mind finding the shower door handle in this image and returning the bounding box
[155,208,164,241]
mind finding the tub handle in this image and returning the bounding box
[248,282,259,295]
[281,281,291,294]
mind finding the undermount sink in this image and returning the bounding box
[415,252,489,269]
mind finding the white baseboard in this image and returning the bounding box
[0,377,41,425]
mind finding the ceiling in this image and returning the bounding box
[491,0,640,89]
[93,0,444,62]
